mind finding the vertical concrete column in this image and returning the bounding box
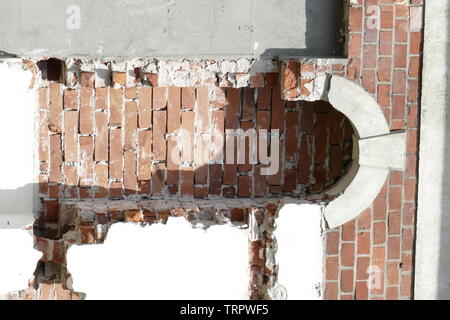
[416,0,450,300]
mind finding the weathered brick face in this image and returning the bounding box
[36,78,354,238]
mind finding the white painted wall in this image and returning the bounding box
[0,60,36,229]
[67,218,250,300]
[0,229,42,297]
[273,203,323,300]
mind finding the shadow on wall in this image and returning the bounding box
[261,0,345,58]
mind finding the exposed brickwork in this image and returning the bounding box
[323,0,423,300]
[35,79,353,239]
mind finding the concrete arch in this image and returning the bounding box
[321,76,406,229]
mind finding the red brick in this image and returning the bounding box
[388,211,401,235]
[342,243,355,267]
[402,228,414,251]
[394,45,407,68]
[109,88,123,126]
[395,19,408,42]
[167,87,181,134]
[326,256,339,281]
[326,231,340,255]
[393,70,407,94]
[386,287,399,300]
[410,32,422,54]
[80,88,94,134]
[358,208,371,230]
[379,31,393,55]
[349,7,363,32]
[138,130,152,181]
[112,72,126,86]
[79,136,94,187]
[124,151,137,195]
[363,45,377,69]
[356,257,370,280]
[342,220,356,241]
[348,33,361,57]
[124,87,137,100]
[400,274,413,298]
[389,186,402,211]
[63,89,78,109]
[238,175,252,197]
[181,87,196,109]
[151,163,166,195]
[138,87,152,128]
[109,129,123,180]
[124,101,137,151]
[95,87,108,111]
[341,270,354,293]
[95,112,108,161]
[242,87,256,120]
[39,87,48,109]
[257,87,271,109]
[181,111,195,162]
[355,281,368,300]
[49,134,62,183]
[357,231,371,255]
[380,5,394,28]
[388,236,401,260]
[404,177,416,201]
[196,87,209,133]
[377,84,391,108]
[49,83,62,133]
[64,110,78,162]
[81,72,95,88]
[153,111,167,161]
[377,57,391,82]
[153,87,167,109]
[94,163,108,198]
[225,89,240,129]
[361,70,376,94]
[324,282,338,300]
[209,164,222,195]
[373,197,387,221]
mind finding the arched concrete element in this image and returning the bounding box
[322,76,406,229]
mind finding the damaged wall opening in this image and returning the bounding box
[18,57,357,300]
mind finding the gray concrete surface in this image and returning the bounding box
[0,0,344,58]
[416,0,450,300]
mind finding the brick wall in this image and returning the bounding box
[36,74,353,240]
[323,0,423,300]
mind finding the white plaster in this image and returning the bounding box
[359,132,407,170]
[0,229,42,297]
[322,76,407,229]
[273,203,323,300]
[0,60,36,229]
[67,218,249,300]
[415,0,450,300]
[324,166,389,230]
[328,76,390,139]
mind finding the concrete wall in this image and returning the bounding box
[415,0,450,300]
[0,0,344,58]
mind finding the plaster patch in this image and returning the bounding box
[67,218,249,299]
[272,203,323,300]
[0,230,42,296]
